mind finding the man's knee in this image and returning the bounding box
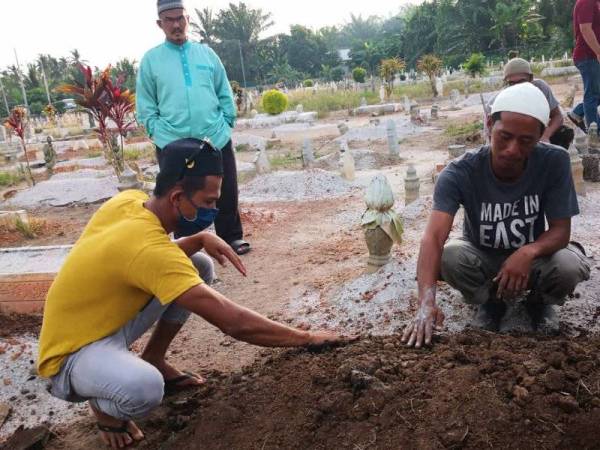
[119,367,164,419]
[190,252,215,285]
[534,248,591,302]
[441,240,478,280]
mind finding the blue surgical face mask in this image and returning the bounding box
[176,197,219,237]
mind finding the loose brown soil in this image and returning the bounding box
[47,331,600,450]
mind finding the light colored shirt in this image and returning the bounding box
[37,190,203,377]
[136,40,236,150]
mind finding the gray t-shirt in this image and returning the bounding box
[433,144,579,251]
[487,79,560,112]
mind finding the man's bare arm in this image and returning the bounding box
[580,23,600,57]
[402,210,454,347]
[175,283,343,347]
[541,107,564,143]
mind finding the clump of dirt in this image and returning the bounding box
[160,330,600,450]
[0,314,42,338]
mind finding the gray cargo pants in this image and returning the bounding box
[49,252,214,421]
[440,238,591,305]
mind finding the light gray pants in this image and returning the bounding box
[50,252,214,421]
[440,238,591,305]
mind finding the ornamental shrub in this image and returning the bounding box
[262,89,288,115]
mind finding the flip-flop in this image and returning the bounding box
[229,239,251,255]
[97,421,132,441]
[164,371,204,396]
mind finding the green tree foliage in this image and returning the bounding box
[417,54,443,97]
[464,53,487,78]
[380,58,406,97]
[0,0,580,115]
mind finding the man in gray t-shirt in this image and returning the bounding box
[402,83,590,348]
[486,58,574,150]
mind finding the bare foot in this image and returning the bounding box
[90,403,144,448]
[148,359,205,388]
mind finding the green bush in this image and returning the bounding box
[331,67,345,82]
[303,79,314,88]
[464,53,487,78]
[352,67,367,83]
[261,89,289,115]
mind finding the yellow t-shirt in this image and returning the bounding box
[37,190,203,378]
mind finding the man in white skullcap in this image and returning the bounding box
[402,83,591,348]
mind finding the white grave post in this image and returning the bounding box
[302,138,315,168]
[386,119,399,157]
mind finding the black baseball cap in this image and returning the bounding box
[159,138,224,181]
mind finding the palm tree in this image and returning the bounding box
[191,8,217,44]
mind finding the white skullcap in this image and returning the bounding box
[491,82,550,127]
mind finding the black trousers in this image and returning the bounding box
[156,139,244,243]
[549,125,575,150]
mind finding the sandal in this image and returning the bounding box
[229,239,251,255]
[164,371,204,396]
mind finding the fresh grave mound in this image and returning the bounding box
[239,169,358,202]
[167,331,600,450]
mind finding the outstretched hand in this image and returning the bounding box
[200,233,247,277]
[306,330,359,349]
[401,302,445,348]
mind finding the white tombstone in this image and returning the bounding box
[360,97,367,108]
[435,77,444,97]
[250,109,258,119]
[302,138,315,168]
[0,125,6,143]
[450,89,461,109]
[379,85,386,103]
[341,148,355,181]
[386,119,399,156]
[296,104,304,114]
[254,147,271,174]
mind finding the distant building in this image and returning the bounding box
[60,98,77,110]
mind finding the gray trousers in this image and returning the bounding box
[440,238,591,305]
[49,252,214,421]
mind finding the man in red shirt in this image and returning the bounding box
[568,0,600,133]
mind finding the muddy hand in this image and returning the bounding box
[306,330,359,348]
[402,303,445,348]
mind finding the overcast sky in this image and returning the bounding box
[0,0,420,69]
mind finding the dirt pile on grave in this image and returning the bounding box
[154,330,600,450]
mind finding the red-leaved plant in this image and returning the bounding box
[57,64,136,178]
[4,107,35,186]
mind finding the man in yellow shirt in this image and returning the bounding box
[38,138,346,448]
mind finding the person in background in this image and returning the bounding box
[136,0,251,255]
[568,0,600,134]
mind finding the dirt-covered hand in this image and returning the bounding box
[401,303,445,348]
[200,232,247,277]
[306,331,358,348]
[494,246,535,299]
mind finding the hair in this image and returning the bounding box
[154,173,207,198]
[491,111,545,136]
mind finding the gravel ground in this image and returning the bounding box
[239,169,360,203]
[4,174,118,208]
[0,336,87,441]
